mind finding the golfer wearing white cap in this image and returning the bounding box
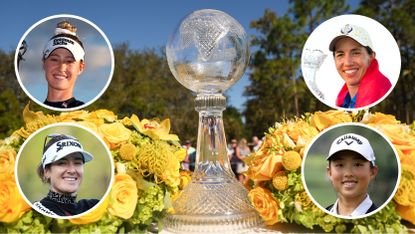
[42,20,86,108]
[326,133,378,217]
[329,24,391,108]
[34,134,98,217]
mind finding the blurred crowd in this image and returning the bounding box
[181,136,264,182]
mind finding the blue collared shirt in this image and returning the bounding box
[341,92,357,108]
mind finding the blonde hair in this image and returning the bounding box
[57,20,77,34]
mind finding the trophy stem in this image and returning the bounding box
[164,93,263,233]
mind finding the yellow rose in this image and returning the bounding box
[248,187,279,225]
[69,195,109,224]
[108,173,138,219]
[311,110,352,131]
[278,120,318,145]
[130,114,179,141]
[76,121,100,135]
[0,179,31,223]
[0,146,16,180]
[90,109,117,122]
[59,110,91,121]
[376,124,415,153]
[248,154,283,182]
[396,204,415,225]
[362,112,399,125]
[121,116,133,127]
[99,123,131,149]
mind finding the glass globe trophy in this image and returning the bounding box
[164,9,263,233]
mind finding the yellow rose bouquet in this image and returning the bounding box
[245,110,415,233]
[0,105,186,233]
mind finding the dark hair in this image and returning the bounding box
[37,163,51,183]
[328,150,376,168]
[332,46,374,57]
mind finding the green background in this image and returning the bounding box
[16,124,113,203]
[303,124,400,209]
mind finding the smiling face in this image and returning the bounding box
[43,48,84,101]
[334,37,375,96]
[327,150,377,203]
[44,153,84,195]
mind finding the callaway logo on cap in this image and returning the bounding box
[42,137,93,168]
[329,24,373,51]
[327,133,375,165]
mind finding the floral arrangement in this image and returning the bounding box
[0,104,188,233]
[245,110,415,233]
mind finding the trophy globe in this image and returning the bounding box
[164,9,263,233]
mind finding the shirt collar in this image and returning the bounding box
[341,92,357,108]
[329,194,373,217]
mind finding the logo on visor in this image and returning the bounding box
[336,135,363,145]
[56,140,81,152]
[53,38,75,46]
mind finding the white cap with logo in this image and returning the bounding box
[329,24,373,51]
[42,136,93,168]
[327,133,375,165]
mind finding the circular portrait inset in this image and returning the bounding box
[302,123,400,219]
[301,14,400,110]
[15,14,114,111]
[15,123,114,219]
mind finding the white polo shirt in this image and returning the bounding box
[329,194,373,217]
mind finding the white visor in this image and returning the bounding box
[42,138,93,168]
[42,36,85,62]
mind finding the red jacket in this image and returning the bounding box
[336,59,392,108]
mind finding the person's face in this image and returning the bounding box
[334,37,375,88]
[44,153,84,195]
[43,48,84,93]
[326,151,377,201]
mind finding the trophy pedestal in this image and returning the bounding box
[165,162,262,233]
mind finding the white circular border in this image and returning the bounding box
[301,122,401,220]
[301,14,401,111]
[14,122,114,219]
[14,14,115,112]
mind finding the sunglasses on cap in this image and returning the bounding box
[42,133,78,154]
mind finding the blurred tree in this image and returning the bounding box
[355,0,415,123]
[223,106,245,142]
[244,0,349,137]
[0,50,29,138]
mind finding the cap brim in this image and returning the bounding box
[329,35,348,51]
[50,150,94,165]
